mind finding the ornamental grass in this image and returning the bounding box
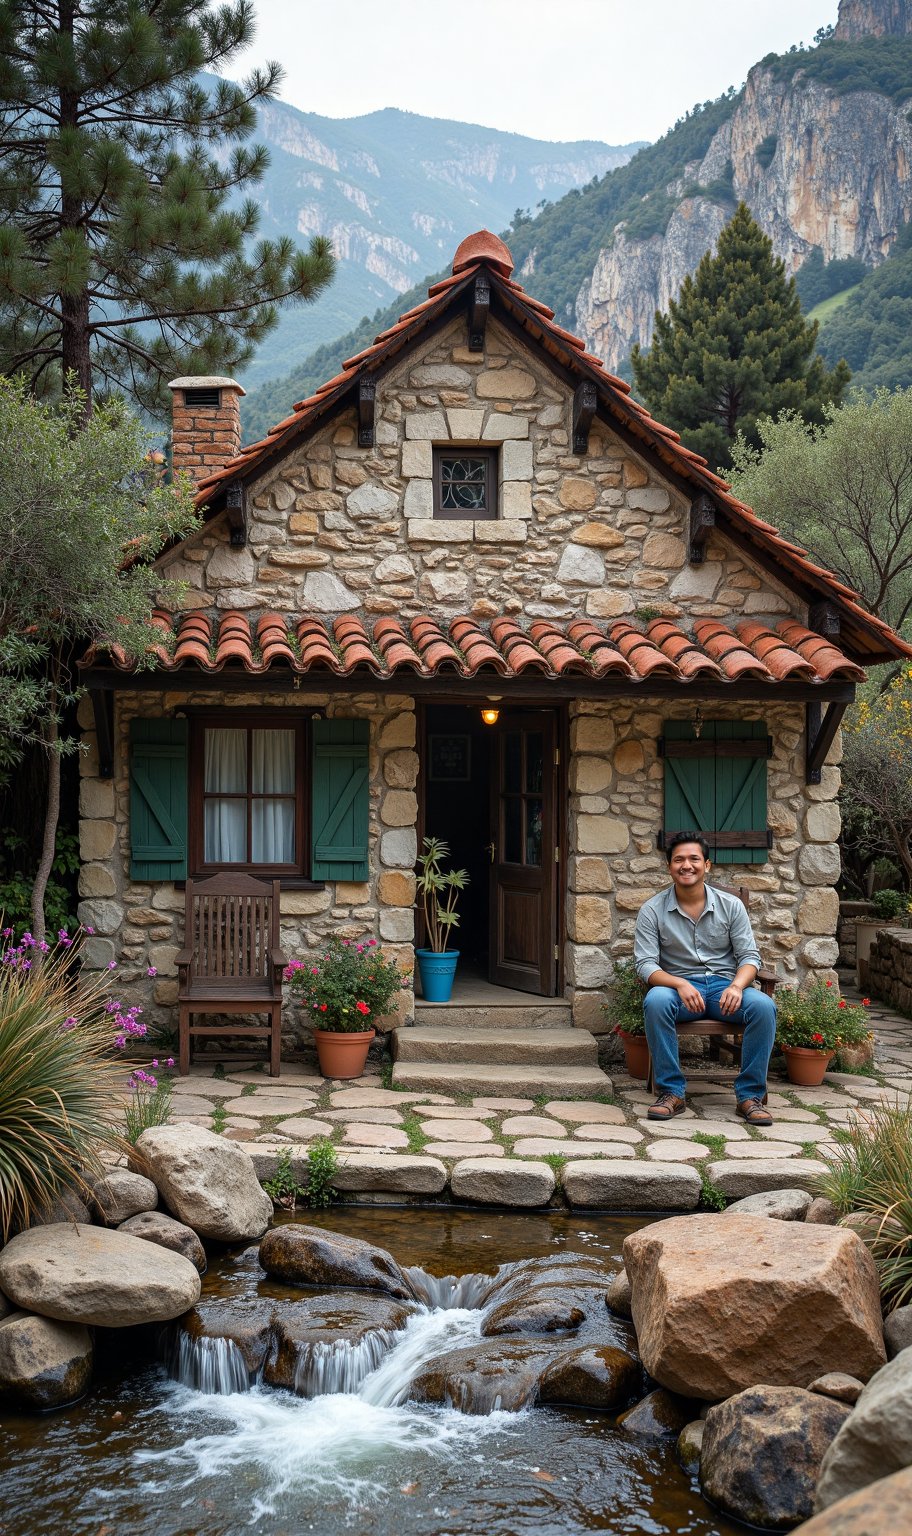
[0,932,129,1240]
[818,1095,912,1312]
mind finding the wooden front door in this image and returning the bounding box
[489,712,558,995]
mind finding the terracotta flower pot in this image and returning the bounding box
[782,1044,834,1087]
[312,1027,375,1080]
[618,1028,651,1081]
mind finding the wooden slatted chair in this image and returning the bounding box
[176,873,287,1077]
[645,885,778,1090]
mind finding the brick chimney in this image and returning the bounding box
[167,376,245,485]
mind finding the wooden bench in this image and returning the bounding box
[645,884,778,1090]
[176,873,287,1077]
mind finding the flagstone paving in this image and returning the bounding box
[131,982,911,1206]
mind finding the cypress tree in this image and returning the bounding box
[631,203,850,470]
[0,1,334,415]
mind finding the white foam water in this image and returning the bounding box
[169,1332,250,1395]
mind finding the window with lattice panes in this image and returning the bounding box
[433,446,497,519]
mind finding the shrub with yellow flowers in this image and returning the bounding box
[842,667,912,891]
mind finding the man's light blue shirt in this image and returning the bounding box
[633,884,762,985]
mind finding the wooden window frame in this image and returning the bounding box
[188,713,308,878]
[433,445,498,520]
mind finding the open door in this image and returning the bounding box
[489,712,558,995]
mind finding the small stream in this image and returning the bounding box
[0,1209,747,1536]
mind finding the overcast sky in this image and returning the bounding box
[229,0,840,145]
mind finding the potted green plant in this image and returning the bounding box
[774,978,873,1087]
[603,958,650,1080]
[283,936,405,1079]
[414,836,469,1003]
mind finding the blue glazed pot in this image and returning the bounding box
[416,948,460,1003]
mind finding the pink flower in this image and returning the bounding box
[107,960,117,970]
[311,967,319,975]
[147,966,157,977]
[367,939,377,948]
[61,1016,78,1031]
[85,926,95,936]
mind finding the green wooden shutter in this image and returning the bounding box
[311,719,370,881]
[662,720,769,866]
[129,718,188,880]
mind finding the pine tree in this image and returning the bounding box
[631,203,850,470]
[0,1,334,415]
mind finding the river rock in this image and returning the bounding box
[808,1373,865,1406]
[0,1224,201,1327]
[180,1298,275,1375]
[28,1188,92,1227]
[564,1159,701,1210]
[91,1170,158,1225]
[617,1387,697,1438]
[264,1294,416,1394]
[700,1385,851,1529]
[409,1337,552,1412]
[118,1211,207,1274]
[623,1214,886,1400]
[722,1189,813,1221]
[606,1267,633,1318]
[538,1344,640,1410]
[883,1304,912,1359]
[259,1224,416,1299]
[135,1124,272,1241]
[798,1466,912,1534]
[450,1158,555,1207]
[677,1420,704,1475]
[483,1291,585,1335]
[805,1197,840,1225]
[0,1312,93,1409]
[814,1348,912,1509]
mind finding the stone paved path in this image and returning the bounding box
[130,984,912,1208]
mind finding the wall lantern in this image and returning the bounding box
[480,707,500,726]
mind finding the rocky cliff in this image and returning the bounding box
[576,48,912,371]
[835,0,912,38]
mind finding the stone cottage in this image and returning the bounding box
[78,229,911,1051]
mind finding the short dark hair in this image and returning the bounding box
[665,831,710,863]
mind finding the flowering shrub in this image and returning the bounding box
[284,935,405,1033]
[775,978,873,1053]
[124,1058,174,1144]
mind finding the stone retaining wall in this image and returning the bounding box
[837,901,876,970]
[869,927,912,1018]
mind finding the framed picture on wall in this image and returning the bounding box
[428,733,472,782]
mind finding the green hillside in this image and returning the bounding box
[816,222,912,391]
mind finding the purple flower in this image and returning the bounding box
[61,1016,78,1031]
[84,926,95,935]
[146,966,157,977]
[107,960,117,970]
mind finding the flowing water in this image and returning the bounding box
[0,1208,747,1536]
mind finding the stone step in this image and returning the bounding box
[414,1001,572,1030]
[393,1026,598,1067]
[391,1061,614,1098]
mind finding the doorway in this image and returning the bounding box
[420,703,562,997]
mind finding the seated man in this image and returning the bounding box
[633,831,776,1125]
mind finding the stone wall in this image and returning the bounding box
[567,700,843,1032]
[837,900,876,970]
[77,689,419,1047]
[156,314,803,628]
[869,927,912,1017]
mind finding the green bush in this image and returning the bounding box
[818,1096,912,1311]
[0,827,79,937]
[872,888,910,921]
[0,932,127,1237]
[603,958,647,1036]
[775,978,873,1052]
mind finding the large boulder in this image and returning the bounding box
[0,1311,92,1409]
[259,1224,416,1299]
[722,1189,813,1222]
[263,1294,416,1394]
[700,1386,851,1529]
[883,1304,912,1359]
[798,1466,912,1534]
[0,1223,201,1327]
[814,1348,912,1510]
[91,1170,158,1225]
[135,1124,272,1242]
[118,1211,207,1274]
[623,1214,885,1400]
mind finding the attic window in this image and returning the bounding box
[183,386,222,408]
[434,447,497,520]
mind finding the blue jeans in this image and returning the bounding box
[642,975,777,1102]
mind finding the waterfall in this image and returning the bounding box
[292,1331,398,1397]
[170,1332,251,1395]
[404,1265,491,1310]
[360,1307,481,1408]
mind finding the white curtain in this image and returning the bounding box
[252,730,295,863]
[203,727,295,864]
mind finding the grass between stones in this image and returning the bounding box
[691,1132,726,1157]
[801,1140,822,1158]
[401,1110,430,1154]
[241,1083,256,1096]
[211,1102,227,1134]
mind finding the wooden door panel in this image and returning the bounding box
[490,712,558,995]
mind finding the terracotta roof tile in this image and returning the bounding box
[84,610,868,687]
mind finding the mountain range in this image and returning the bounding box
[240,0,912,444]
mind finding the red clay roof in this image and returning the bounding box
[183,230,910,667]
[88,611,865,686]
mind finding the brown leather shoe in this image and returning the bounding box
[737,1097,773,1126]
[647,1092,687,1121]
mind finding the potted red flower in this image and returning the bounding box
[774,979,873,1087]
[284,935,406,1079]
[603,958,650,1080]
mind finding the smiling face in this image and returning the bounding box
[668,842,711,890]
